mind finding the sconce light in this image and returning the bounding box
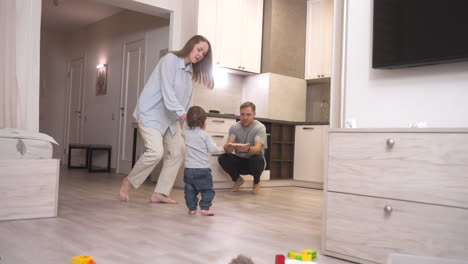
[96,64,106,69]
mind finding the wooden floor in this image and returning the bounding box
[0,168,351,264]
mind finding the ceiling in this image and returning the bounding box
[41,0,124,32]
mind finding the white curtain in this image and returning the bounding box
[0,0,41,131]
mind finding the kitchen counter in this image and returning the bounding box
[207,113,329,126]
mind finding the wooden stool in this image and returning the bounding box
[68,144,90,169]
[88,144,112,172]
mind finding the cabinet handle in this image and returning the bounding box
[386,138,395,148]
[241,66,245,69]
[212,120,225,123]
[317,74,320,77]
[212,135,225,138]
[238,66,242,69]
[384,205,393,214]
[303,127,315,130]
[216,61,220,64]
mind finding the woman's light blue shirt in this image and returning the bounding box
[133,53,193,135]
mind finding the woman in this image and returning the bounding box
[119,35,214,203]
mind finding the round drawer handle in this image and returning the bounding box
[386,138,395,148]
[384,205,393,214]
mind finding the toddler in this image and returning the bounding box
[182,106,222,216]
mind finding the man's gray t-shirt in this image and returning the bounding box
[228,120,267,158]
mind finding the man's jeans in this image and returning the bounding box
[184,168,215,211]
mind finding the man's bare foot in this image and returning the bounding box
[188,211,196,215]
[149,192,178,204]
[252,183,260,194]
[231,177,245,192]
[201,210,215,216]
[119,177,132,201]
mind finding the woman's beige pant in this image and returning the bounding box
[127,123,184,196]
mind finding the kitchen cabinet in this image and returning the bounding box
[323,129,468,264]
[293,125,327,183]
[305,0,333,80]
[198,0,263,73]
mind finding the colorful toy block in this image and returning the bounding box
[288,251,298,259]
[72,255,96,264]
[301,249,317,260]
[276,254,286,264]
[286,249,317,262]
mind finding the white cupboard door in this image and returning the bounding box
[293,126,324,182]
[218,0,242,70]
[198,0,221,65]
[322,0,333,77]
[305,0,323,79]
[240,0,263,73]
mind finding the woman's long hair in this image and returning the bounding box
[170,35,214,89]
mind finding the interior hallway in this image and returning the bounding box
[0,168,350,264]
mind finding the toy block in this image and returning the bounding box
[300,249,317,259]
[276,254,286,264]
[72,255,95,264]
[288,251,298,259]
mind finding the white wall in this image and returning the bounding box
[343,0,468,128]
[193,72,244,115]
[40,10,169,165]
[39,30,70,158]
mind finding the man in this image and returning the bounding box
[218,101,267,194]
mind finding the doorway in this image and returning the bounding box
[117,39,146,174]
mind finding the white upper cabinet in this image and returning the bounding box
[198,0,263,73]
[197,0,221,64]
[305,0,333,79]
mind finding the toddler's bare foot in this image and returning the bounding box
[119,177,132,201]
[149,192,178,204]
[201,210,215,216]
[188,211,196,215]
[231,177,245,192]
[252,183,260,194]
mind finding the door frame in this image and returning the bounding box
[63,56,86,163]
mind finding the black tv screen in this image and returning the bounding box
[372,0,468,69]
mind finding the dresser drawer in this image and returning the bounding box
[205,117,237,133]
[325,192,468,264]
[209,132,228,148]
[208,155,231,182]
[327,132,468,208]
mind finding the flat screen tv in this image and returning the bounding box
[372,0,468,69]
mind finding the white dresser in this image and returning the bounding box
[205,117,237,184]
[322,129,468,264]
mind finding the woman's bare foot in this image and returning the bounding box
[201,210,215,216]
[231,177,245,192]
[119,177,132,201]
[149,192,178,204]
[188,211,196,215]
[252,183,260,194]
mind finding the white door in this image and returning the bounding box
[117,39,146,174]
[305,0,324,79]
[240,0,263,73]
[65,58,85,164]
[218,0,242,70]
[293,125,324,182]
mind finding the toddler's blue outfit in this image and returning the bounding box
[182,126,220,211]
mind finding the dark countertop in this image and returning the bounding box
[207,113,329,126]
